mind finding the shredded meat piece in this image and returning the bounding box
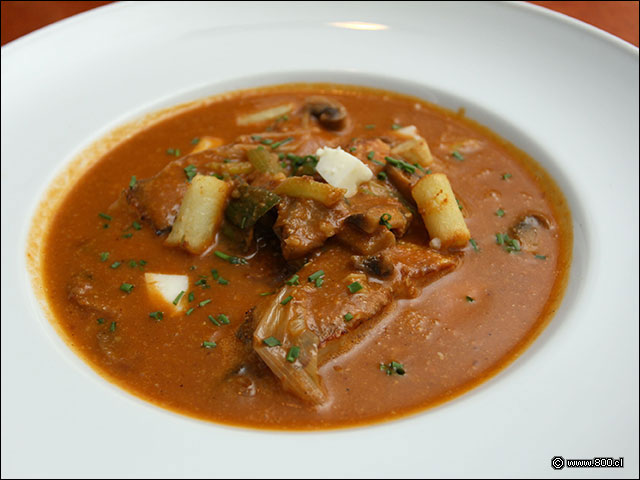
[345,138,390,175]
[273,197,349,259]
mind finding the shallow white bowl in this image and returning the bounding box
[2,2,638,478]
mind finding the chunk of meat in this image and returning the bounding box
[345,138,390,175]
[253,241,457,404]
[67,271,119,319]
[336,224,396,255]
[345,184,413,237]
[273,196,349,259]
[385,163,424,201]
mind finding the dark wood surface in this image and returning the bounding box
[2,1,638,47]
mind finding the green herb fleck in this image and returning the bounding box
[391,123,402,130]
[214,250,248,265]
[129,176,137,188]
[466,296,475,303]
[202,341,216,349]
[119,283,134,293]
[348,282,363,293]
[149,311,163,321]
[380,361,405,376]
[186,308,194,316]
[260,291,274,296]
[365,124,376,130]
[184,164,197,182]
[315,277,324,288]
[98,212,112,221]
[451,150,465,161]
[271,137,294,150]
[379,213,392,230]
[469,238,480,252]
[285,274,300,286]
[377,171,388,181]
[385,156,416,174]
[344,313,354,322]
[263,337,281,347]
[110,261,121,269]
[109,321,117,332]
[496,208,505,217]
[173,290,185,305]
[286,346,300,363]
[132,221,142,230]
[122,233,133,239]
[208,315,220,326]
[535,254,547,260]
[99,252,110,262]
[190,137,200,145]
[308,270,324,282]
[502,173,512,180]
[97,318,105,324]
[281,295,293,306]
[199,299,211,307]
[217,314,230,325]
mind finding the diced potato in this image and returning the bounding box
[165,174,230,254]
[144,273,188,312]
[274,176,345,207]
[391,138,433,167]
[191,136,224,154]
[236,104,294,126]
[411,173,470,249]
[206,161,254,175]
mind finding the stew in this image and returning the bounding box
[31,84,572,429]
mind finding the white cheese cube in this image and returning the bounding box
[145,273,189,312]
[315,146,372,198]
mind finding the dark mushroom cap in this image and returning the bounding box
[304,96,348,131]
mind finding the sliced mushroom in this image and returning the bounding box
[509,213,551,252]
[304,96,348,131]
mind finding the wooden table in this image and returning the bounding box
[2,1,638,47]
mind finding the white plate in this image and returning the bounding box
[2,2,638,478]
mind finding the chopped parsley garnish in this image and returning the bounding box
[129,176,137,188]
[122,233,133,239]
[98,212,112,221]
[199,299,212,307]
[186,308,194,316]
[210,269,219,280]
[535,254,547,260]
[377,171,388,181]
[109,321,117,332]
[379,213,392,230]
[286,346,300,363]
[314,277,324,288]
[260,138,274,145]
[194,277,208,288]
[263,337,282,347]
[469,238,480,252]
[99,252,110,262]
[380,361,405,376]
[202,341,216,349]
[172,290,185,305]
[97,318,105,324]
[391,123,402,130]
[285,274,300,286]
[271,137,294,149]
[451,150,465,161]
[149,311,163,321]
[456,198,463,210]
[190,137,200,145]
[349,147,357,152]
[110,261,121,269]
[502,173,512,180]
[132,221,142,230]
[128,260,137,268]
[208,315,220,326]
[166,148,181,157]
[344,313,354,322]
[385,156,416,174]
[184,164,197,182]
[188,291,195,302]
[217,314,230,325]
[260,291,274,296]
[119,283,134,293]
[217,277,229,285]
[281,295,293,305]
[348,281,363,293]
[214,250,248,265]
[466,296,475,303]
[138,260,147,266]
[496,208,505,217]
[308,270,324,282]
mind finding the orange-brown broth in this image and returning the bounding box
[38,85,572,429]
